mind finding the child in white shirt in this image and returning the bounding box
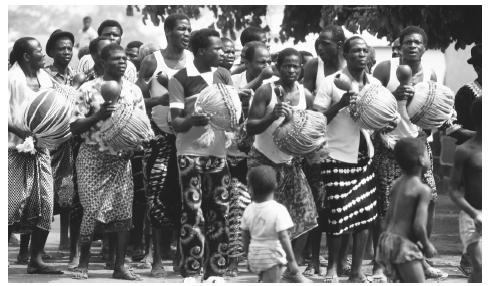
[241,165,308,283]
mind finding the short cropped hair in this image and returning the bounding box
[276,47,301,68]
[126,41,143,50]
[343,36,366,54]
[321,24,346,45]
[97,19,123,36]
[299,50,313,62]
[189,28,220,56]
[164,13,190,33]
[89,36,111,55]
[394,137,427,174]
[9,37,36,65]
[83,16,92,22]
[100,43,124,61]
[247,166,277,198]
[240,26,265,46]
[399,26,428,47]
[242,41,267,62]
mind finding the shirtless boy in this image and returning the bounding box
[376,137,437,282]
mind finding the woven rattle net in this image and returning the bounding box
[273,109,328,159]
[23,88,73,149]
[194,83,242,147]
[349,83,400,130]
[408,81,454,129]
[99,103,154,152]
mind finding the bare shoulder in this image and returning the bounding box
[372,60,391,86]
[304,58,318,73]
[139,53,157,79]
[415,181,432,201]
[254,83,272,100]
[455,142,472,160]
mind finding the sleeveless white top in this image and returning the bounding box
[315,57,327,93]
[314,69,376,163]
[149,49,193,134]
[253,82,307,164]
[381,58,432,149]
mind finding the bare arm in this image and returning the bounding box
[412,186,436,257]
[8,124,30,140]
[323,92,351,123]
[135,54,170,109]
[242,67,274,91]
[277,230,300,274]
[449,146,481,219]
[135,54,157,99]
[241,229,250,256]
[170,108,203,133]
[70,102,116,135]
[304,88,314,109]
[302,59,318,94]
[246,84,277,136]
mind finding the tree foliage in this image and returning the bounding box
[128,5,481,51]
[127,5,269,42]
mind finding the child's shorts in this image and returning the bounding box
[375,231,424,282]
[248,244,287,274]
[459,210,482,253]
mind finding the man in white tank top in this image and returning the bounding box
[303,25,346,96]
[135,13,192,278]
[314,36,378,283]
[372,26,448,281]
[301,25,351,277]
[247,48,315,283]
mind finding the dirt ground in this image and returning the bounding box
[8,187,472,283]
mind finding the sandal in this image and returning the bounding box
[303,263,321,276]
[371,273,388,283]
[72,267,88,279]
[324,275,339,283]
[347,274,372,283]
[67,256,80,271]
[283,270,312,283]
[113,267,142,281]
[225,268,238,277]
[105,261,115,270]
[424,267,448,280]
[338,256,352,276]
[150,264,166,278]
[27,263,64,274]
[457,265,472,277]
[319,256,328,267]
[16,254,29,265]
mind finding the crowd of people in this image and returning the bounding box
[8,12,482,283]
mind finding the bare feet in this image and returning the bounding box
[67,255,80,271]
[113,265,142,281]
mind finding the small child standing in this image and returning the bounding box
[375,137,438,282]
[449,97,482,283]
[241,165,310,283]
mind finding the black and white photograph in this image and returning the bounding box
[7,3,483,283]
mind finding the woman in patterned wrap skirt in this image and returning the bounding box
[70,62,147,280]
